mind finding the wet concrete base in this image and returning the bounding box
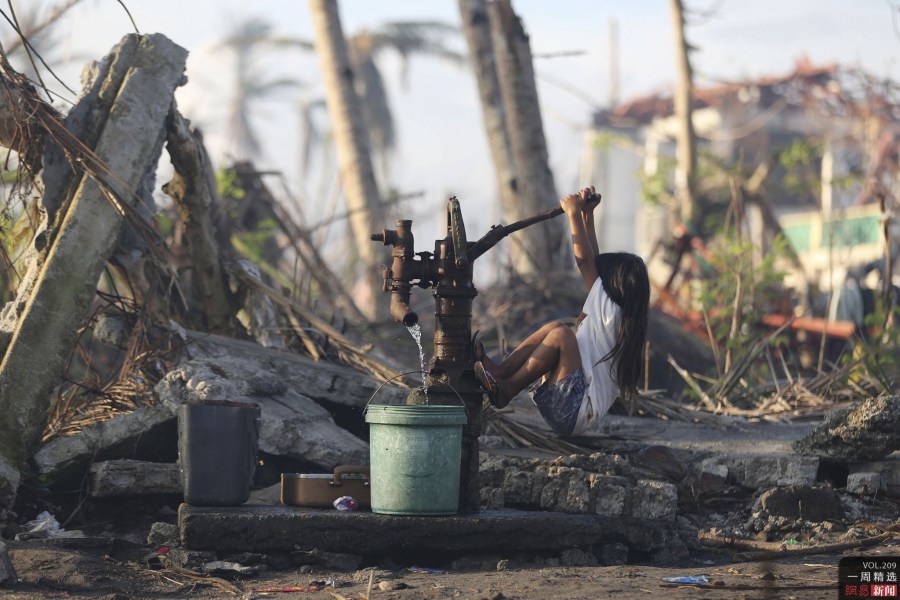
[178,504,675,562]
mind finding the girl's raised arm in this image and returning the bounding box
[581,186,601,257]
[561,189,599,291]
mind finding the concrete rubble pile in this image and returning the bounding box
[0,30,407,513]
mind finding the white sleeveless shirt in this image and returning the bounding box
[573,276,621,435]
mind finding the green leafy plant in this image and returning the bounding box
[697,232,792,387]
[777,138,823,199]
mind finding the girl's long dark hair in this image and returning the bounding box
[595,252,650,397]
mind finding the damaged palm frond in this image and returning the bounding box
[668,332,889,421]
[0,52,57,173]
[230,260,401,384]
[0,50,186,311]
[482,402,588,455]
[612,388,730,427]
[43,292,184,441]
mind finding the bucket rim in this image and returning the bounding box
[364,403,468,425]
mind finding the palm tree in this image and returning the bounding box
[347,21,464,183]
[457,0,517,268]
[669,0,698,230]
[308,0,384,320]
[479,0,564,275]
[217,17,308,161]
[217,7,463,319]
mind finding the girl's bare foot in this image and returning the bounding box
[475,362,510,408]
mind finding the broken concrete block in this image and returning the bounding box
[539,466,591,512]
[758,485,844,521]
[33,403,177,478]
[168,548,216,571]
[0,540,16,585]
[851,459,900,496]
[480,486,504,510]
[793,396,900,462]
[478,456,511,487]
[529,465,549,506]
[557,472,592,514]
[711,455,819,488]
[0,458,19,514]
[90,460,181,497]
[698,459,728,492]
[846,472,881,496]
[156,357,368,469]
[629,479,677,521]
[148,522,180,547]
[184,331,406,408]
[588,474,627,516]
[181,505,674,556]
[501,469,534,506]
[538,476,563,510]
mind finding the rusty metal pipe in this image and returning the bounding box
[390,283,418,327]
[372,221,421,327]
[467,206,564,262]
[466,194,600,263]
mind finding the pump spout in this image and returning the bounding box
[372,219,422,328]
[390,285,418,327]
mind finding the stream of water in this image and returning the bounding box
[407,324,428,399]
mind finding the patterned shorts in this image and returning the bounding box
[529,367,586,437]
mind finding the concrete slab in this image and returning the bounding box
[179,504,675,561]
[502,399,817,456]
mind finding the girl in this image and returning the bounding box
[474,186,650,437]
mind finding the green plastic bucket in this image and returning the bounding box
[365,404,467,515]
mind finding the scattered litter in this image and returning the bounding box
[254,579,350,594]
[408,566,447,574]
[784,539,800,545]
[144,546,171,570]
[203,560,260,577]
[15,512,85,541]
[662,575,710,585]
[333,496,359,511]
[310,578,351,588]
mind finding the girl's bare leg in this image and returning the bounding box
[495,325,582,404]
[483,321,569,379]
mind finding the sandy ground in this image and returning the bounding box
[0,544,900,600]
[2,534,898,599]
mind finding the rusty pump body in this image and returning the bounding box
[372,197,567,513]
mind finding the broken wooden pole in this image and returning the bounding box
[0,33,188,508]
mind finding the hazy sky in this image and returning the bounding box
[25,0,900,243]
